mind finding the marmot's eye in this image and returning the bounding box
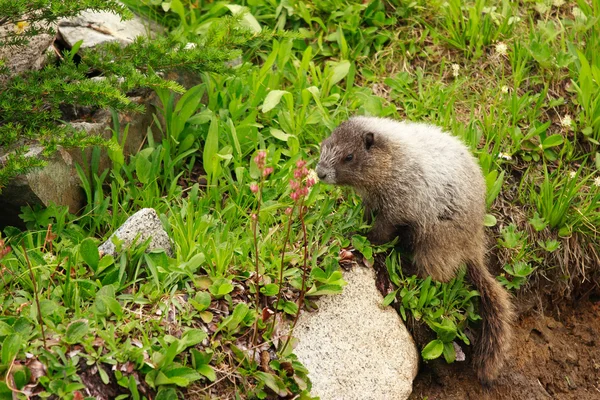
[344,154,354,162]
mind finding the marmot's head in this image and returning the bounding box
[316,118,390,188]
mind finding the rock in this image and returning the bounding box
[98,208,173,257]
[0,146,83,227]
[58,10,160,49]
[0,21,54,81]
[293,266,419,400]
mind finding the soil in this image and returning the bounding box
[409,297,600,400]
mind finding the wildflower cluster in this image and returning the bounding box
[289,160,316,202]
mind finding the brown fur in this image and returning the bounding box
[317,117,515,385]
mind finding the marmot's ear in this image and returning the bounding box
[365,132,375,150]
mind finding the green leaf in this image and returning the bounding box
[197,364,216,382]
[98,364,110,385]
[270,128,292,142]
[255,372,288,396]
[135,154,152,185]
[226,5,262,33]
[282,300,299,315]
[80,238,99,271]
[260,284,279,296]
[421,339,444,360]
[65,320,89,344]
[1,334,21,365]
[442,342,456,363]
[261,90,290,113]
[181,329,208,348]
[542,134,564,148]
[203,117,219,178]
[329,60,351,86]
[483,214,497,227]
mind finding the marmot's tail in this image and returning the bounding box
[466,259,515,385]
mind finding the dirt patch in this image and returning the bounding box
[409,298,600,400]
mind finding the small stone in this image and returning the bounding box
[98,208,173,257]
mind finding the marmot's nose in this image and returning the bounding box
[316,166,327,180]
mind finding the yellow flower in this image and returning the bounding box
[15,21,28,34]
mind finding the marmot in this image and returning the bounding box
[316,116,514,385]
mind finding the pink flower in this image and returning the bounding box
[285,207,293,215]
[250,183,259,193]
[290,180,300,190]
[296,160,306,168]
[263,167,273,177]
[290,192,299,201]
[306,178,316,187]
[294,169,303,179]
[251,213,258,221]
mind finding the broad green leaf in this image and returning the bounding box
[260,284,279,296]
[421,339,444,360]
[197,364,216,382]
[483,214,497,227]
[65,320,89,344]
[329,60,351,86]
[542,134,564,148]
[270,128,292,142]
[80,238,99,271]
[261,90,290,113]
[1,334,21,365]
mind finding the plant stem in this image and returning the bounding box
[251,181,263,360]
[22,242,47,349]
[270,203,296,333]
[281,199,309,354]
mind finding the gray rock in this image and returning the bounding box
[58,10,159,49]
[0,146,83,227]
[98,208,173,257]
[293,266,419,400]
[0,22,54,81]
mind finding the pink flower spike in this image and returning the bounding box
[294,170,302,179]
[296,159,306,168]
[285,207,293,215]
[250,183,259,193]
[290,192,299,201]
[306,178,316,187]
[263,167,274,177]
[301,167,309,177]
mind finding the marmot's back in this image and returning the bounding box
[349,116,486,219]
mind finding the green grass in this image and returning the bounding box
[2,0,600,398]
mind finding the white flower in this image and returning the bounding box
[307,168,319,183]
[501,85,509,94]
[594,176,600,187]
[553,0,565,7]
[569,171,577,179]
[451,63,460,77]
[495,42,508,56]
[498,152,512,161]
[184,42,197,50]
[572,7,585,19]
[561,115,572,129]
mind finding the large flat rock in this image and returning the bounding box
[294,266,419,400]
